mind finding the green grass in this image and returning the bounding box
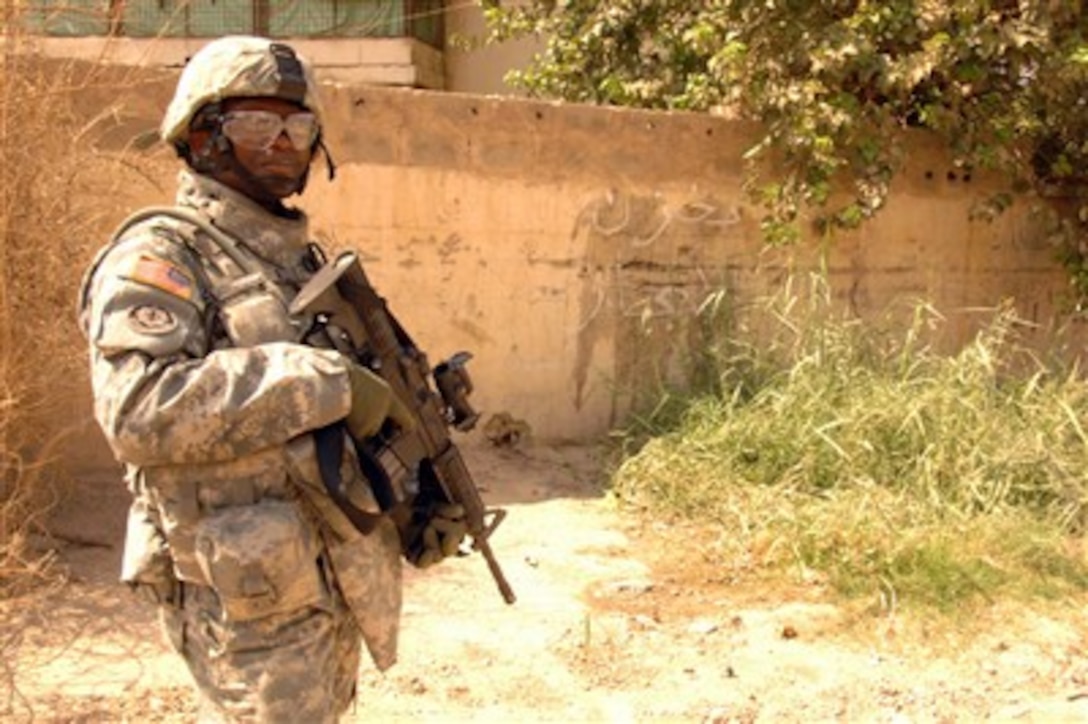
[611,277,1088,613]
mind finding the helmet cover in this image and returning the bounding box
[161,35,324,145]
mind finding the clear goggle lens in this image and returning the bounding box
[221,110,319,151]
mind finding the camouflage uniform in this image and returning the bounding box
[78,37,401,723]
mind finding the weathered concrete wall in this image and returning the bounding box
[66,78,1079,465]
[305,88,756,441]
[307,85,1075,441]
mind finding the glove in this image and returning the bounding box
[413,503,469,568]
[345,364,416,439]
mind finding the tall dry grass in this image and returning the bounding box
[0,3,173,599]
[613,276,1088,615]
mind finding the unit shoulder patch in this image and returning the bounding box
[128,305,179,336]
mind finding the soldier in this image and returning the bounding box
[78,36,460,722]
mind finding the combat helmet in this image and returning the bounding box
[161,35,334,185]
[162,35,324,146]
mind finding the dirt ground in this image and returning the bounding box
[3,440,1088,723]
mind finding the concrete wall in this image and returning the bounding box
[66,78,1081,465]
[305,86,1077,443]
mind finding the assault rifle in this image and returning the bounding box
[291,251,516,605]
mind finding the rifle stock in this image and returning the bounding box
[291,251,516,605]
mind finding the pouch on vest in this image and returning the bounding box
[193,499,328,622]
[326,515,403,671]
[120,496,177,604]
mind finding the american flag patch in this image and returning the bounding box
[128,254,195,301]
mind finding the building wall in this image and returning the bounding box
[22,5,548,94]
[19,5,538,93]
[65,78,1081,472]
[443,3,537,96]
[19,36,446,87]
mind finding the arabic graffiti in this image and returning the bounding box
[575,190,744,329]
[571,189,748,415]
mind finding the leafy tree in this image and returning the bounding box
[483,1,1088,299]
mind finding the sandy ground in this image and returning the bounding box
[3,440,1088,723]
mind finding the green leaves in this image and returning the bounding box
[1070,44,1088,64]
[484,1,1088,300]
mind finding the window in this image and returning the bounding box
[24,0,111,36]
[25,1,445,47]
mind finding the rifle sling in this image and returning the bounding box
[313,423,400,531]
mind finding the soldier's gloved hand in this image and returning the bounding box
[414,503,469,568]
[345,364,415,439]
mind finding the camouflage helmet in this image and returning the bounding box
[161,35,325,146]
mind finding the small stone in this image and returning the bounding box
[688,619,719,635]
[609,578,654,595]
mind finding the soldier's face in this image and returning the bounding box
[223,97,315,197]
[190,96,316,201]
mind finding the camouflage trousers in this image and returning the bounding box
[160,578,362,723]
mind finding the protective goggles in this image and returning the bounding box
[220,110,319,151]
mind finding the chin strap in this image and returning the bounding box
[318,136,337,181]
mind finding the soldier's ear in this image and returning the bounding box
[186,128,210,155]
[185,103,223,160]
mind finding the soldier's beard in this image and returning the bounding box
[217,147,313,207]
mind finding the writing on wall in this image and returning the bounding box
[571,189,749,418]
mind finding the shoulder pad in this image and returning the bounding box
[78,213,202,324]
[82,227,208,359]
